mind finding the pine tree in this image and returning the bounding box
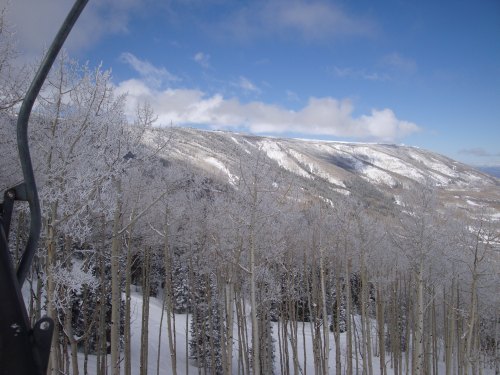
[189,272,223,374]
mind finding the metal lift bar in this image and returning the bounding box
[0,1,89,374]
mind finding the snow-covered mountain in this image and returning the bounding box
[147,127,500,219]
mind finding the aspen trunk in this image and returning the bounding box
[124,205,137,375]
[140,246,151,375]
[360,251,373,375]
[353,312,360,374]
[249,229,260,375]
[97,223,108,375]
[376,288,386,375]
[404,277,410,375]
[277,317,283,375]
[236,292,248,375]
[319,246,329,375]
[444,284,453,375]
[47,203,61,375]
[157,289,166,375]
[334,272,342,375]
[494,313,499,375]
[65,305,80,375]
[414,264,425,374]
[162,209,178,375]
[248,160,260,375]
[466,267,479,372]
[225,282,235,375]
[110,183,123,375]
[124,250,132,375]
[345,258,353,375]
[431,291,438,375]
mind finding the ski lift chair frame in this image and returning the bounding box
[0,1,89,374]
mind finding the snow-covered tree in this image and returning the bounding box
[389,184,450,374]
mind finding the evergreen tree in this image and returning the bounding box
[189,272,223,374]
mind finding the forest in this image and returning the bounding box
[1,8,499,375]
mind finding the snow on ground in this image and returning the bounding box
[77,292,497,375]
[231,136,251,154]
[333,144,427,183]
[230,136,239,144]
[407,150,459,178]
[78,292,199,375]
[369,149,451,186]
[466,198,482,207]
[287,148,346,187]
[205,156,239,185]
[360,166,397,187]
[259,140,311,180]
[464,171,484,182]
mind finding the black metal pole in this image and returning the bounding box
[0,2,89,374]
[16,0,89,286]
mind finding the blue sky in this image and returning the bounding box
[4,0,500,166]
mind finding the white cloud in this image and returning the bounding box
[358,108,419,140]
[115,78,420,142]
[381,52,417,74]
[332,66,390,81]
[238,76,261,93]
[194,52,210,68]
[120,52,180,88]
[266,0,371,39]
[4,0,140,59]
[220,0,376,41]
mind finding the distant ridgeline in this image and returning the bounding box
[477,165,500,178]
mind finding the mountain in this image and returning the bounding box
[148,127,500,220]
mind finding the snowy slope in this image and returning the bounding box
[79,291,497,375]
[145,127,500,218]
[152,128,497,188]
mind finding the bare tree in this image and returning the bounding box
[389,184,449,374]
[0,5,28,114]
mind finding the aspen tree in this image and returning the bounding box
[110,178,123,375]
[236,146,289,374]
[346,258,353,375]
[333,262,343,375]
[124,203,138,375]
[0,6,28,114]
[162,206,178,375]
[140,245,151,375]
[376,288,386,375]
[390,185,446,374]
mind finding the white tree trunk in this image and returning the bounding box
[110,181,123,375]
[414,265,425,374]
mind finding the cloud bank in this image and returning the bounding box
[217,0,376,42]
[115,77,420,142]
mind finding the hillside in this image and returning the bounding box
[147,127,500,219]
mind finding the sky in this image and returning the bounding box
[3,0,500,167]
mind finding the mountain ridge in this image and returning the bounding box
[146,127,500,220]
